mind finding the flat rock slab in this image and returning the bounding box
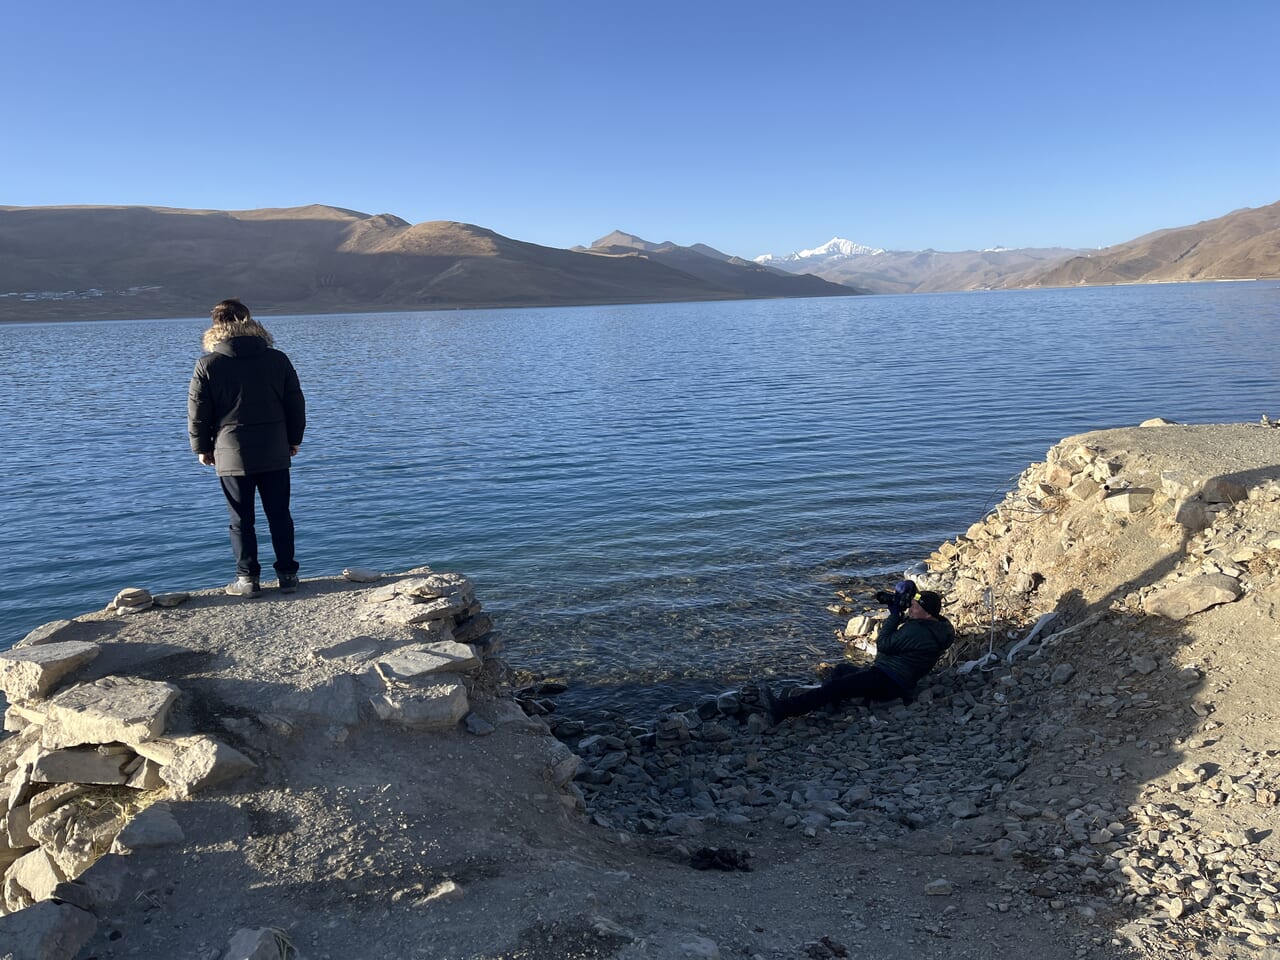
[404,572,474,600]
[111,802,184,853]
[276,674,362,726]
[16,619,76,648]
[0,898,97,960]
[1143,573,1243,620]
[375,641,481,682]
[41,677,180,749]
[371,678,468,730]
[30,746,135,786]
[157,735,255,798]
[7,847,66,906]
[379,596,467,628]
[0,641,100,701]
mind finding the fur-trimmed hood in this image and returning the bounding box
[202,318,274,353]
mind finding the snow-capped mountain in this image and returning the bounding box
[754,237,884,265]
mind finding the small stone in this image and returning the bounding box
[1104,489,1154,513]
[947,798,979,819]
[421,879,464,903]
[925,878,954,896]
[463,713,495,736]
[1050,664,1076,685]
[110,587,153,612]
[664,814,705,837]
[1131,655,1158,675]
[343,567,383,582]
[223,928,298,960]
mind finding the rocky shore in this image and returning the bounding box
[3,421,1280,960]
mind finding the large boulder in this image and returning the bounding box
[1143,574,1243,620]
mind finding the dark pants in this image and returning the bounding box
[776,665,909,719]
[219,470,297,579]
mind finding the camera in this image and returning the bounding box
[874,579,917,610]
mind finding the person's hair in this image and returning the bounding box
[203,298,274,351]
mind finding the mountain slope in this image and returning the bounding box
[1011,200,1280,288]
[0,206,846,322]
[576,231,862,299]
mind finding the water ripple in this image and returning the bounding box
[3,282,1280,714]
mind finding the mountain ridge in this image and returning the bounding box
[0,206,857,322]
[754,201,1280,293]
[1006,200,1280,288]
[4,199,1279,322]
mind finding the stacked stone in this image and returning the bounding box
[360,571,499,730]
[0,641,251,918]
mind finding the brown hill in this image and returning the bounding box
[575,230,864,298]
[1012,199,1280,288]
[0,206,853,322]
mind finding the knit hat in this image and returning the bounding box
[917,591,943,617]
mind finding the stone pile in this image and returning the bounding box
[356,570,500,730]
[0,567,512,958]
[0,645,252,918]
[910,425,1270,635]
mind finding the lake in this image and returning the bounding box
[2,282,1278,713]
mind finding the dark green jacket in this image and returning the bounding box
[874,612,955,691]
[188,336,305,477]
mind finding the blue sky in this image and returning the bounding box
[4,1,1277,257]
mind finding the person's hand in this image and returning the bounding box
[198,452,215,466]
[289,445,300,457]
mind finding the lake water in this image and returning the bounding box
[2,283,1278,714]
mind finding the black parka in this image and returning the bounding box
[188,336,305,477]
[873,611,955,691]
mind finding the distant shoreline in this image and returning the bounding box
[4,276,1276,324]
[0,291,814,325]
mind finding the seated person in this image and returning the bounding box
[764,583,954,722]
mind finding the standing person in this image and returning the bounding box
[188,299,306,597]
[762,582,955,722]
